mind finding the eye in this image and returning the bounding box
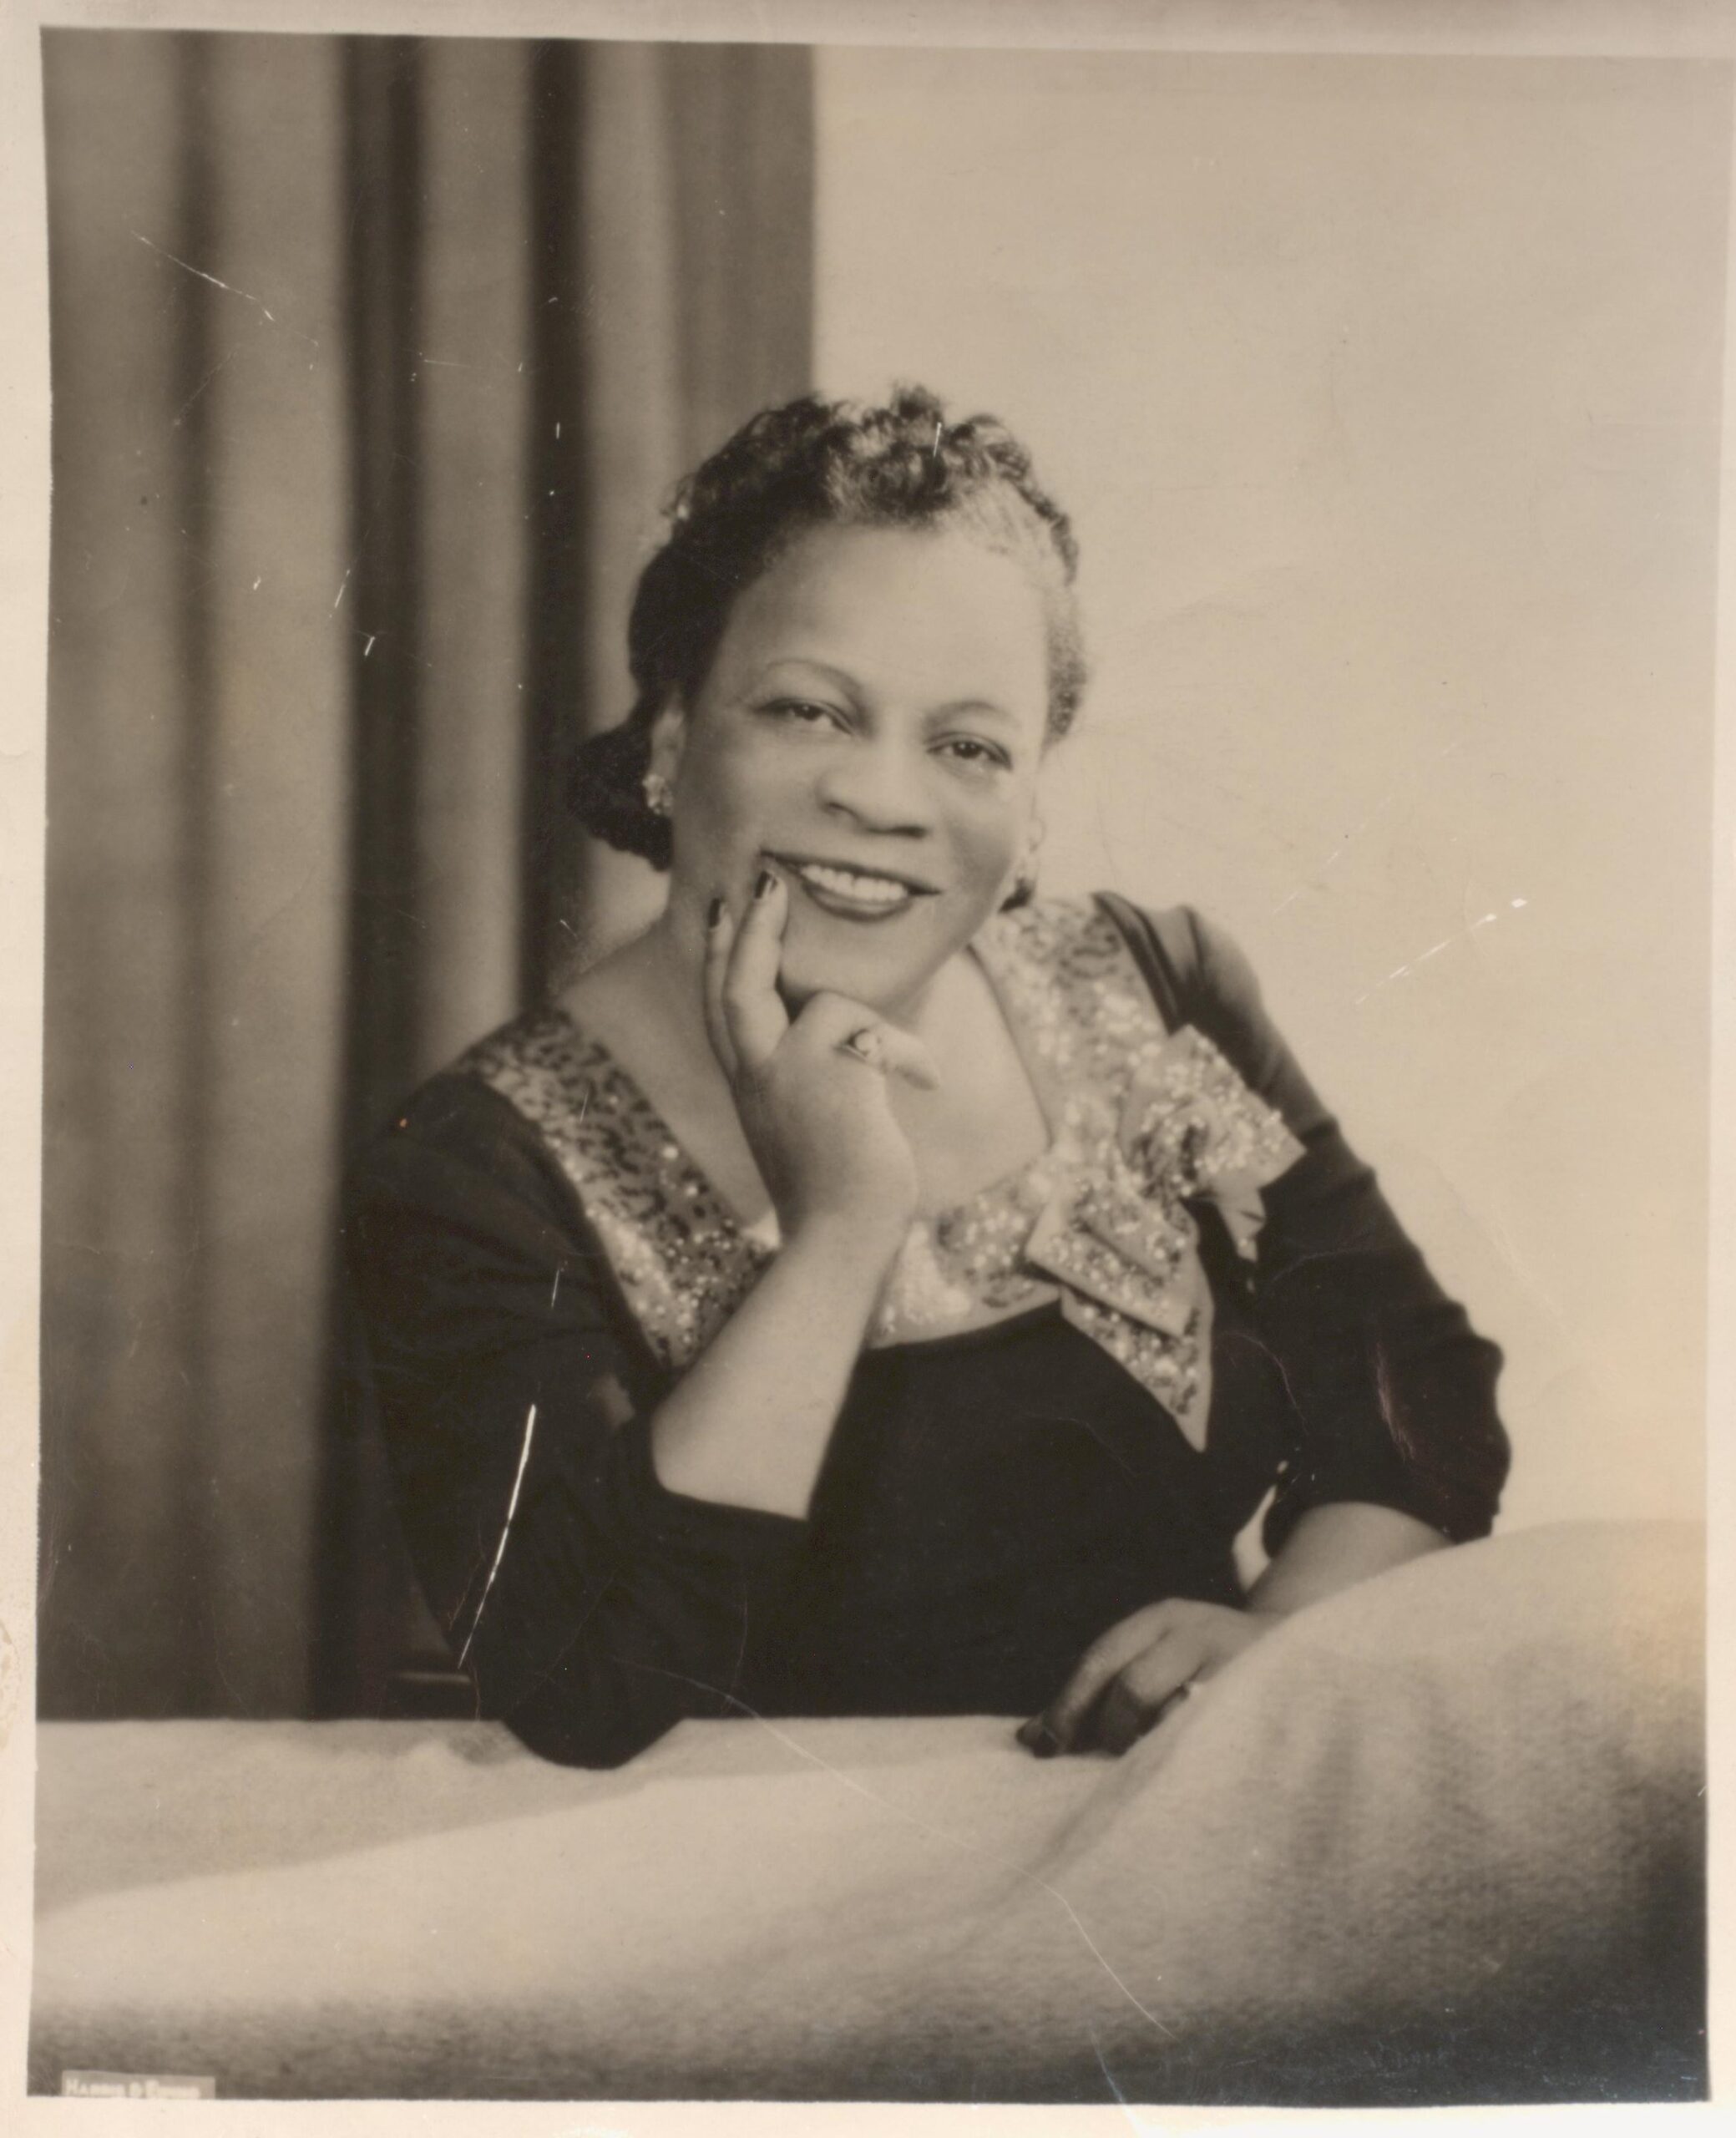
[935,735,1012,773]
[760,697,846,730]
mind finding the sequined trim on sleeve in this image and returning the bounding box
[456,1010,772,1374]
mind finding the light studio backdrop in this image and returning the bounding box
[38,32,1722,1722]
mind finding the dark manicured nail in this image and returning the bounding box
[753,868,777,901]
[1027,1723,1061,1760]
[706,894,726,930]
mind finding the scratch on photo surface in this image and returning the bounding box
[1089,773,1128,888]
[1408,1155,1572,1339]
[726,1601,752,1708]
[133,230,277,319]
[209,1634,245,1713]
[0,1618,17,1752]
[549,1267,561,1310]
[239,856,323,955]
[630,1659,1177,2042]
[456,1402,539,1669]
[1370,1338,1418,1463]
[1354,897,1528,1005]
[1089,2020,1158,2131]
[170,351,234,429]
[1273,738,1464,914]
[131,231,321,349]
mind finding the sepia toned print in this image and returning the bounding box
[14,9,1722,2118]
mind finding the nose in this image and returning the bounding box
[812,735,933,838]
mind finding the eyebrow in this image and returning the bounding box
[928,697,1020,732]
[748,657,861,697]
[750,658,1020,728]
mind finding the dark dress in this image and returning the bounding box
[344,897,1510,1768]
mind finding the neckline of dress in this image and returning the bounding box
[541,916,1070,1249]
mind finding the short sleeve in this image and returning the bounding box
[1099,898,1511,1550]
[344,1072,807,1768]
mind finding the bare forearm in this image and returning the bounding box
[647,1218,897,1517]
[1246,1501,1449,1618]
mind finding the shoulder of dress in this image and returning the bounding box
[983,891,1207,962]
[345,1025,595,1237]
[447,1003,613,1117]
[979,892,1129,975]
[979,892,1212,1015]
[450,1003,586,1080]
[352,1008,615,1185]
[974,895,1174,1097]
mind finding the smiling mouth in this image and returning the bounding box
[768,854,938,920]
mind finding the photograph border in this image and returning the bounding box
[2,2,1730,2130]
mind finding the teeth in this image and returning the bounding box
[795,862,912,905]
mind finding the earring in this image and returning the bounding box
[642,768,673,818]
[1003,859,1040,909]
[1002,853,1041,911]
[1008,818,1045,906]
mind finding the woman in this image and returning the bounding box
[346,387,1511,1771]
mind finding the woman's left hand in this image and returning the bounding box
[1017,1598,1281,1757]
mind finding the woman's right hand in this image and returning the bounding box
[702,870,934,1254]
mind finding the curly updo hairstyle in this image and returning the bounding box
[572,384,1086,870]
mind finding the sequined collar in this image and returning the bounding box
[458,899,1303,1450]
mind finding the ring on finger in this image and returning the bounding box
[838,1026,883,1066]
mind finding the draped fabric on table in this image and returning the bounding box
[38,30,814,1719]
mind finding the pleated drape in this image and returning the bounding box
[38,29,813,1719]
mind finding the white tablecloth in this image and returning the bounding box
[29,1521,1705,2104]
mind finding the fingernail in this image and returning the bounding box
[1027,1723,1061,1760]
[753,868,777,901]
[706,894,726,930]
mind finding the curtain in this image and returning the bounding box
[38,29,814,1719]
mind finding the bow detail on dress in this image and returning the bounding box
[1020,1026,1304,1451]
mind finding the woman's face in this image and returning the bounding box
[652,522,1053,1016]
